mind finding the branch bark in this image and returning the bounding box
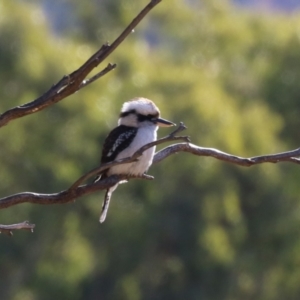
[153,143,300,166]
[0,138,299,234]
[0,221,35,236]
[1,122,300,214]
[0,0,162,128]
[0,142,299,212]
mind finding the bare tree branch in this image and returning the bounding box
[0,0,162,128]
[0,174,146,210]
[0,221,35,236]
[153,143,253,166]
[153,143,300,166]
[1,124,300,214]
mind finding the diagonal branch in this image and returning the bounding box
[0,0,162,128]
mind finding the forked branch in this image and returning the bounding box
[0,0,162,128]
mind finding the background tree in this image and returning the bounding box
[1,0,300,299]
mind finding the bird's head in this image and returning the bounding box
[118,97,175,128]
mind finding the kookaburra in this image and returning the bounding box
[96,97,175,223]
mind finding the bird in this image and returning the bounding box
[96,97,175,223]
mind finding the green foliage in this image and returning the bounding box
[1,0,300,299]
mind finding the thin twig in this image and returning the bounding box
[0,221,35,236]
[78,63,117,90]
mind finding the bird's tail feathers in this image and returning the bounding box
[99,184,118,223]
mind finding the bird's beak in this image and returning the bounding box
[154,117,176,127]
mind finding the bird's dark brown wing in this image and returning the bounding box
[95,125,138,222]
[94,125,137,182]
[101,125,137,163]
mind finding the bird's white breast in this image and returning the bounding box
[107,125,158,176]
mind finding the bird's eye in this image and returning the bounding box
[137,114,150,122]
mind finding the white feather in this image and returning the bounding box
[107,124,158,176]
[121,97,160,114]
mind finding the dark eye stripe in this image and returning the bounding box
[137,113,158,122]
[120,110,159,121]
[137,114,150,122]
[119,109,136,118]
